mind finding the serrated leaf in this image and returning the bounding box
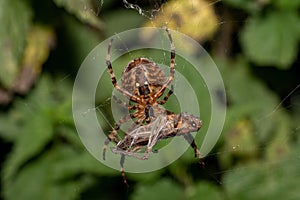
[2,77,55,181]
[1,74,108,199]
[1,75,73,181]
[0,0,32,88]
[52,144,116,180]
[2,114,54,182]
[3,145,95,200]
[240,11,300,69]
[53,0,103,29]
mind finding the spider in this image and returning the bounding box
[111,111,203,185]
[103,28,175,159]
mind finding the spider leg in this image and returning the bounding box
[112,146,146,160]
[130,113,146,127]
[114,146,148,186]
[157,85,174,105]
[106,39,140,102]
[116,145,152,160]
[112,95,137,110]
[154,28,175,99]
[120,154,129,186]
[132,147,151,160]
[103,114,133,160]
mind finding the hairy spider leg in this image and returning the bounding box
[103,110,146,160]
[157,85,174,105]
[120,154,129,186]
[106,39,141,102]
[103,114,133,160]
[112,95,137,110]
[111,145,145,159]
[154,28,175,100]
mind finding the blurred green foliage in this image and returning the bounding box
[0,0,299,200]
[0,0,32,88]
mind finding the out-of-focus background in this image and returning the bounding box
[0,0,299,199]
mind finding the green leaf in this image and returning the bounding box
[131,179,185,200]
[59,14,101,68]
[0,0,32,88]
[216,58,293,168]
[2,113,54,182]
[103,9,145,37]
[264,111,291,162]
[53,0,104,29]
[12,25,55,94]
[222,0,262,13]
[1,75,74,180]
[3,145,95,200]
[223,119,258,157]
[1,74,118,199]
[189,182,222,200]
[51,144,116,180]
[273,0,300,10]
[217,59,279,141]
[1,76,56,181]
[223,138,300,200]
[240,11,300,69]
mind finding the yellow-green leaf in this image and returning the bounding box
[0,0,32,88]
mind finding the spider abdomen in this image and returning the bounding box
[120,58,167,96]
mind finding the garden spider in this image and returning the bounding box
[103,28,175,159]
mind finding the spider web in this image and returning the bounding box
[88,0,300,196]
[48,0,300,197]
[0,0,300,199]
[122,0,164,19]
